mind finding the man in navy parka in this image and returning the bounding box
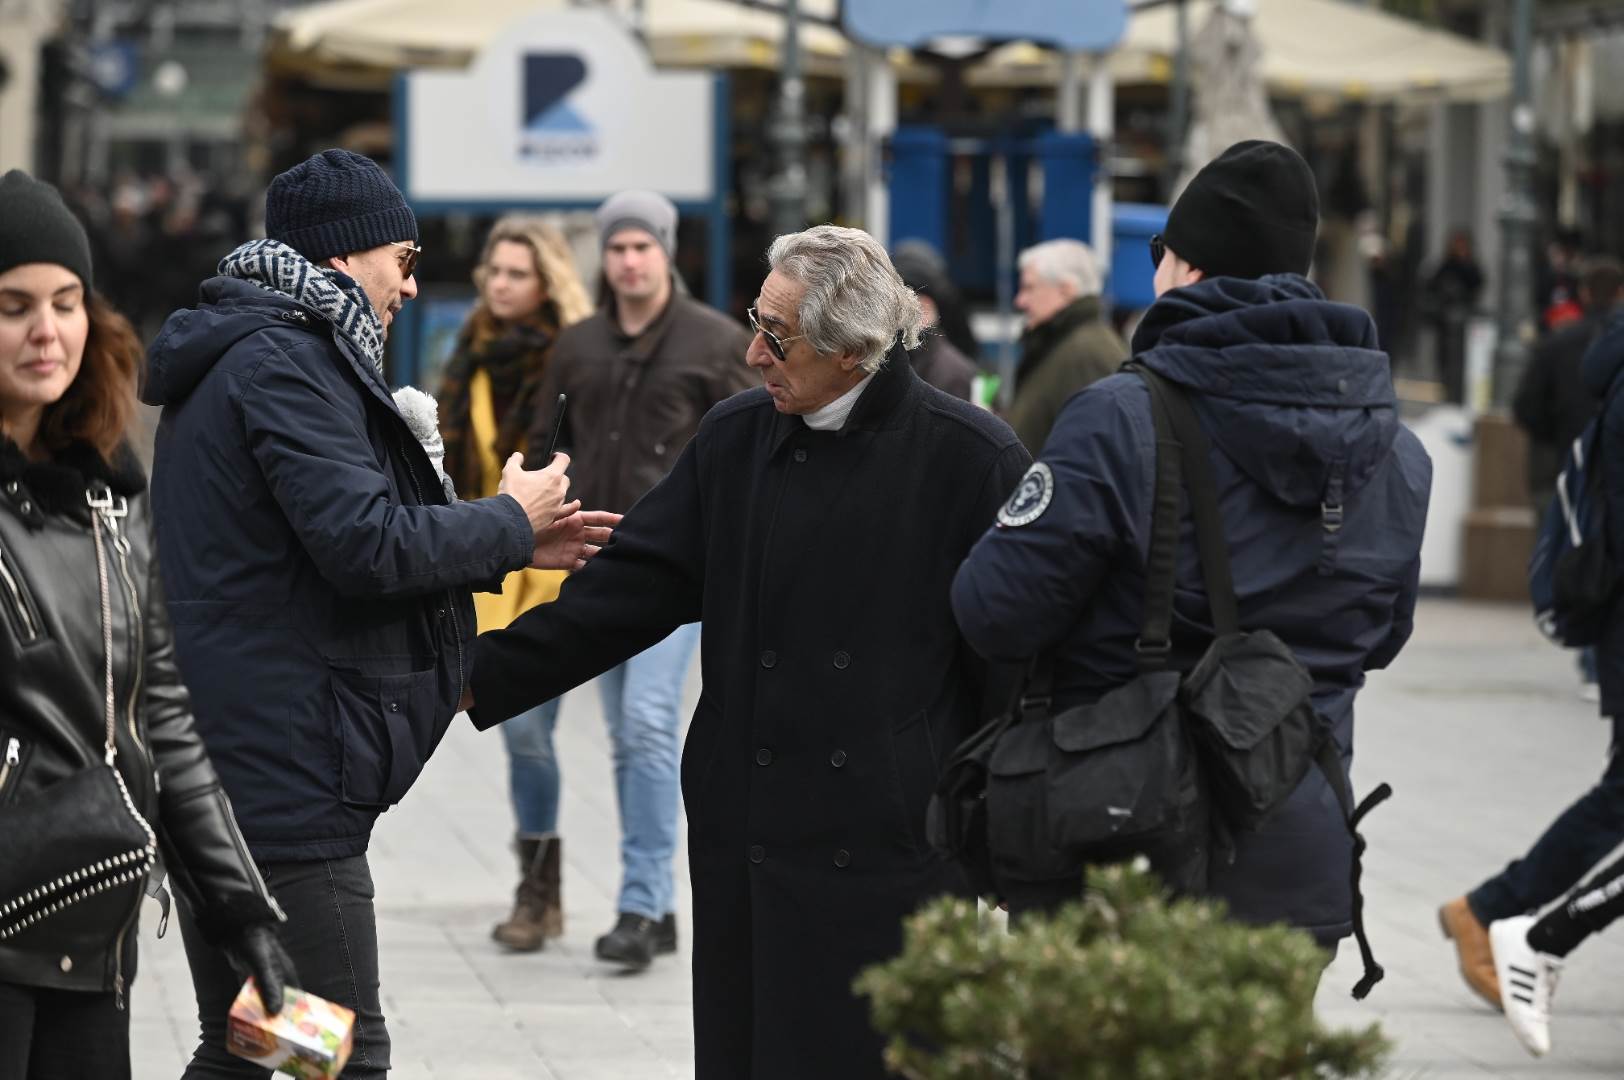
[952,141,1432,949]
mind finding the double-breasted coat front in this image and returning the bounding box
[470,353,1029,1078]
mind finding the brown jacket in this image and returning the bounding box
[527,291,754,513]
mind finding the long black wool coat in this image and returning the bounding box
[470,352,1030,1079]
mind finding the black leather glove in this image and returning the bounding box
[224,923,299,1014]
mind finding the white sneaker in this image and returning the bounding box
[1489,915,1562,1057]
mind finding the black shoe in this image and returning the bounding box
[595,913,656,970]
[654,913,678,955]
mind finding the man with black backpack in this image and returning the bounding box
[1442,308,1624,1012]
[949,141,1432,974]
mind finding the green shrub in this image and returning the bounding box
[856,861,1388,1079]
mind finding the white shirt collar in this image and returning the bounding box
[802,373,876,432]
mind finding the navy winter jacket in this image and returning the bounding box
[143,277,534,861]
[952,275,1432,944]
[1582,314,1624,717]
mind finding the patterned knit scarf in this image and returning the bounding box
[218,239,386,377]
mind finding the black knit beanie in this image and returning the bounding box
[265,149,418,264]
[0,170,94,289]
[1162,140,1319,281]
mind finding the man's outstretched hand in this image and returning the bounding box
[531,504,621,571]
[500,451,573,539]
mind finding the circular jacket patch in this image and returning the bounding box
[998,462,1054,527]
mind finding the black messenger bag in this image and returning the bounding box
[930,366,1391,999]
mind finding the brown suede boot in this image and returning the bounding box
[537,835,563,940]
[1439,896,1501,1008]
[492,835,554,952]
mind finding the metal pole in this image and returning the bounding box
[1087,54,1114,276]
[767,0,807,237]
[1167,0,1189,192]
[1058,51,1083,133]
[1491,0,1536,408]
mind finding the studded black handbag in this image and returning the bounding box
[0,487,157,949]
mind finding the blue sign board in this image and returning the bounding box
[87,41,140,99]
[842,0,1129,52]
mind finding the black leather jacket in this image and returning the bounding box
[0,438,281,997]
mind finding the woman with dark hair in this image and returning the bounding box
[891,239,980,402]
[437,214,593,953]
[0,170,296,1079]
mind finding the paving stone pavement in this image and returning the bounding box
[127,599,1624,1078]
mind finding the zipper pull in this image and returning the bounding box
[4,738,17,767]
[114,973,126,1011]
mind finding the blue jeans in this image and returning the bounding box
[499,698,564,835]
[1469,717,1624,923]
[597,623,699,921]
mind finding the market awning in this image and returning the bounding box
[972,0,1511,103]
[269,0,854,83]
[270,0,1510,103]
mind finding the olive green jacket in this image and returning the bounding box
[1005,296,1128,453]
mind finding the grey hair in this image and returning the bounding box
[1018,238,1103,297]
[766,225,924,374]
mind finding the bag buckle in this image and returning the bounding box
[1134,637,1171,658]
[1321,500,1344,534]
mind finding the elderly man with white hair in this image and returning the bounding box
[1007,237,1127,452]
[466,224,1030,1079]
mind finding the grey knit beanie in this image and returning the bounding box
[265,149,418,264]
[596,189,677,257]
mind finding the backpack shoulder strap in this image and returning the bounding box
[1134,367,1241,636]
[1128,363,1190,670]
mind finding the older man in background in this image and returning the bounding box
[467,225,1030,1079]
[1006,237,1126,452]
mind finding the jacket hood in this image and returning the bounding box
[143,277,326,406]
[1581,313,1624,401]
[1134,274,1397,509]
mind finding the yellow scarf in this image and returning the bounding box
[468,367,565,631]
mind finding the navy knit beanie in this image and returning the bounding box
[1163,140,1319,281]
[265,149,417,264]
[0,170,94,289]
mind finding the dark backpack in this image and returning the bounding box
[929,366,1391,999]
[1529,415,1622,647]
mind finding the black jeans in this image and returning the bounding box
[178,855,390,1079]
[1470,718,1624,923]
[0,982,130,1080]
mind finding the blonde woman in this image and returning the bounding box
[438,215,593,951]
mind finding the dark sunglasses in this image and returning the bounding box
[747,305,806,362]
[389,240,423,279]
[1149,233,1166,270]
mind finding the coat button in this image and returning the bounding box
[609,431,621,442]
[437,608,447,618]
[749,844,765,863]
[760,649,777,669]
[59,955,73,972]
[833,849,851,869]
[833,650,850,669]
[17,500,32,516]
[3,480,17,495]
[793,448,807,463]
[388,702,400,712]
[830,749,847,768]
[755,748,773,766]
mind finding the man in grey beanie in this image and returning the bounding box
[517,189,752,971]
[142,149,617,1076]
